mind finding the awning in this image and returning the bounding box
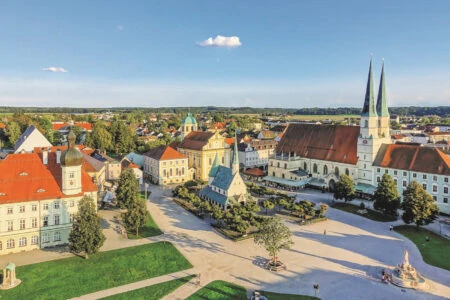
[355,183,376,195]
[308,178,327,188]
[263,176,311,187]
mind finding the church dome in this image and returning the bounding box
[181,113,197,125]
[61,130,83,167]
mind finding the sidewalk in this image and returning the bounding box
[71,269,195,300]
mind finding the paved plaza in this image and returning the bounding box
[1,186,449,300]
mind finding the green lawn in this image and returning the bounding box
[0,242,192,300]
[187,280,320,300]
[333,202,397,222]
[102,275,195,299]
[394,225,450,271]
[126,192,163,239]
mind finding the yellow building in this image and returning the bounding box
[177,131,231,181]
[0,132,98,255]
[143,145,192,185]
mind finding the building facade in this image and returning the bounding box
[238,139,277,170]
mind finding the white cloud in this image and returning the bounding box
[116,25,124,31]
[197,35,242,48]
[41,67,68,73]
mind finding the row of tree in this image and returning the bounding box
[334,174,439,228]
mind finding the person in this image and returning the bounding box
[389,225,393,231]
[197,273,201,286]
[323,229,327,235]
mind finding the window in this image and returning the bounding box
[70,214,75,223]
[7,239,15,249]
[19,237,26,247]
[403,180,407,187]
[323,165,328,175]
[413,173,417,178]
[345,168,350,176]
[70,200,75,207]
[272,171,275,176]
[169,168,172,177]
[54,215,60,225]
[433,176,437,181]
[42,233,49,243]
[182,167,185,175]
[54,232,61,242]
[394,178,398,185]
[43,203,49,210]
[385,169,388,174]
[377,168,380,173]
[313,164,318,173]
[7,221,13,231]
[377,176,381,183]
[335,167,339,177]
[31,236,39,245]
[444,198,448,204]
[20,205,25,213]
[304,162,307,171]
[423,174,427,180]
[277,162,280,168]
[433,196,437,201]
[403,171,407,177]
[445,177,449,183]
[364,120,368,128]
[394,170,397,175]
[43,216,49,227]
[284,163,287,169]
[20,219,25,230]
[444,187,449,194]
[0,241,2,250]
[7,207,13,214]
[163,169,167,178]
[423,183,427,190]
[32,204,37,211]
[32,218,38,228]
[433,185,438,193]
[69,172,75,178]
[54,202,60,209]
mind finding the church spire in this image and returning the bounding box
[376,61,389,117]
[232,133,239,175]
[209,153,220,177]
[361,58,377,117]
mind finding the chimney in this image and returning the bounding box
[43,148,48,165]
[56,149,61,164]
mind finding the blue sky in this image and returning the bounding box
[1,0,450,108]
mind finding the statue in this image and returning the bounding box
[0,262,21,289]
[402,250,410,267]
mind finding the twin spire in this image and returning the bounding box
[362,58,389,117]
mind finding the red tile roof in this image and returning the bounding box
[243,168,266,177]
[224,138,235,146]
[374,144,450,175]
[277,124,360,165]
[178,131,214,150]
[53,122,93,131]
[0,152,97,204]
[0,123,6,129]
[144,145,186,161]
[210,122,226,129]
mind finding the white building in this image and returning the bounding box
[14,125,52,153]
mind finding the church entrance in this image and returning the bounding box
[328,179,336,192]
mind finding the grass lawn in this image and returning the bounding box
[187,280,320,300]
[394,225,450,271]
[102,275,195,300]
[126,193,163,239]
[0,242,192,300]
[333,202,397,222]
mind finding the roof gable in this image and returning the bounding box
[14,125,52,153]
[179,131,215,150]
[145,145,186,161]
[211,166,234,190]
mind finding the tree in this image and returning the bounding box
[122,198,148,236]
[116,169,140,209]
[86,122,113,151]
[334,174,355,202]
[199,201,212,214]
[6,121,21,146]
[373,174,400,216]
[319,204,329,217]
[69,195,105,259]
[254,216,293,266]
[390,121,401,130]
[262,200,274,215]
[212,205,224,225]
[402,181,439,228]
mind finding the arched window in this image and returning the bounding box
[282,173,285,179]
[182,167,185,175]
[364,120,368,128]
[345,168,350,176]
[163,169,167,178]
[313,163,318,173]
[335,167,339,177]
[7,239,14,249]
[304,162,307,171]
[323,165,328,175]
[277,162,280,168]
[170,169,173,177]
[272,171,275,176]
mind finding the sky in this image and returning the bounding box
[1,0,450,108]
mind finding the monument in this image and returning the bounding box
[0,262,21,290]
[387,250,429,290]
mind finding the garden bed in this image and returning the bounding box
[211,224,257,241]
[332,202,397,222]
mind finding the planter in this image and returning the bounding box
[267,260,285,272]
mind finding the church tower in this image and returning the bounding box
[376,62,391,141]
[232,134,239,175]
[357,59,384,185]
[180,113,198,141]
[60,130,83,195]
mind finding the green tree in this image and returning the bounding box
[373,174,400,216]
[86,122,113,151]
[7,121,21,146]
[68,195,105,259]
[319,204,329,217]
[199,200,212,214]
[402,181,439,228]
[334,174,355,202]
[212,205,225,225]
[254,216,293,265]
[262,200,275,215]
[116,169,140,209]
[390,121,401,130]
[122,198,148,236]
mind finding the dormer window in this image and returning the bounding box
[0,192,6,196]
[36,188,46,193]
[19,172,29,176]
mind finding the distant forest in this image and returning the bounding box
[0,106,449,117]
